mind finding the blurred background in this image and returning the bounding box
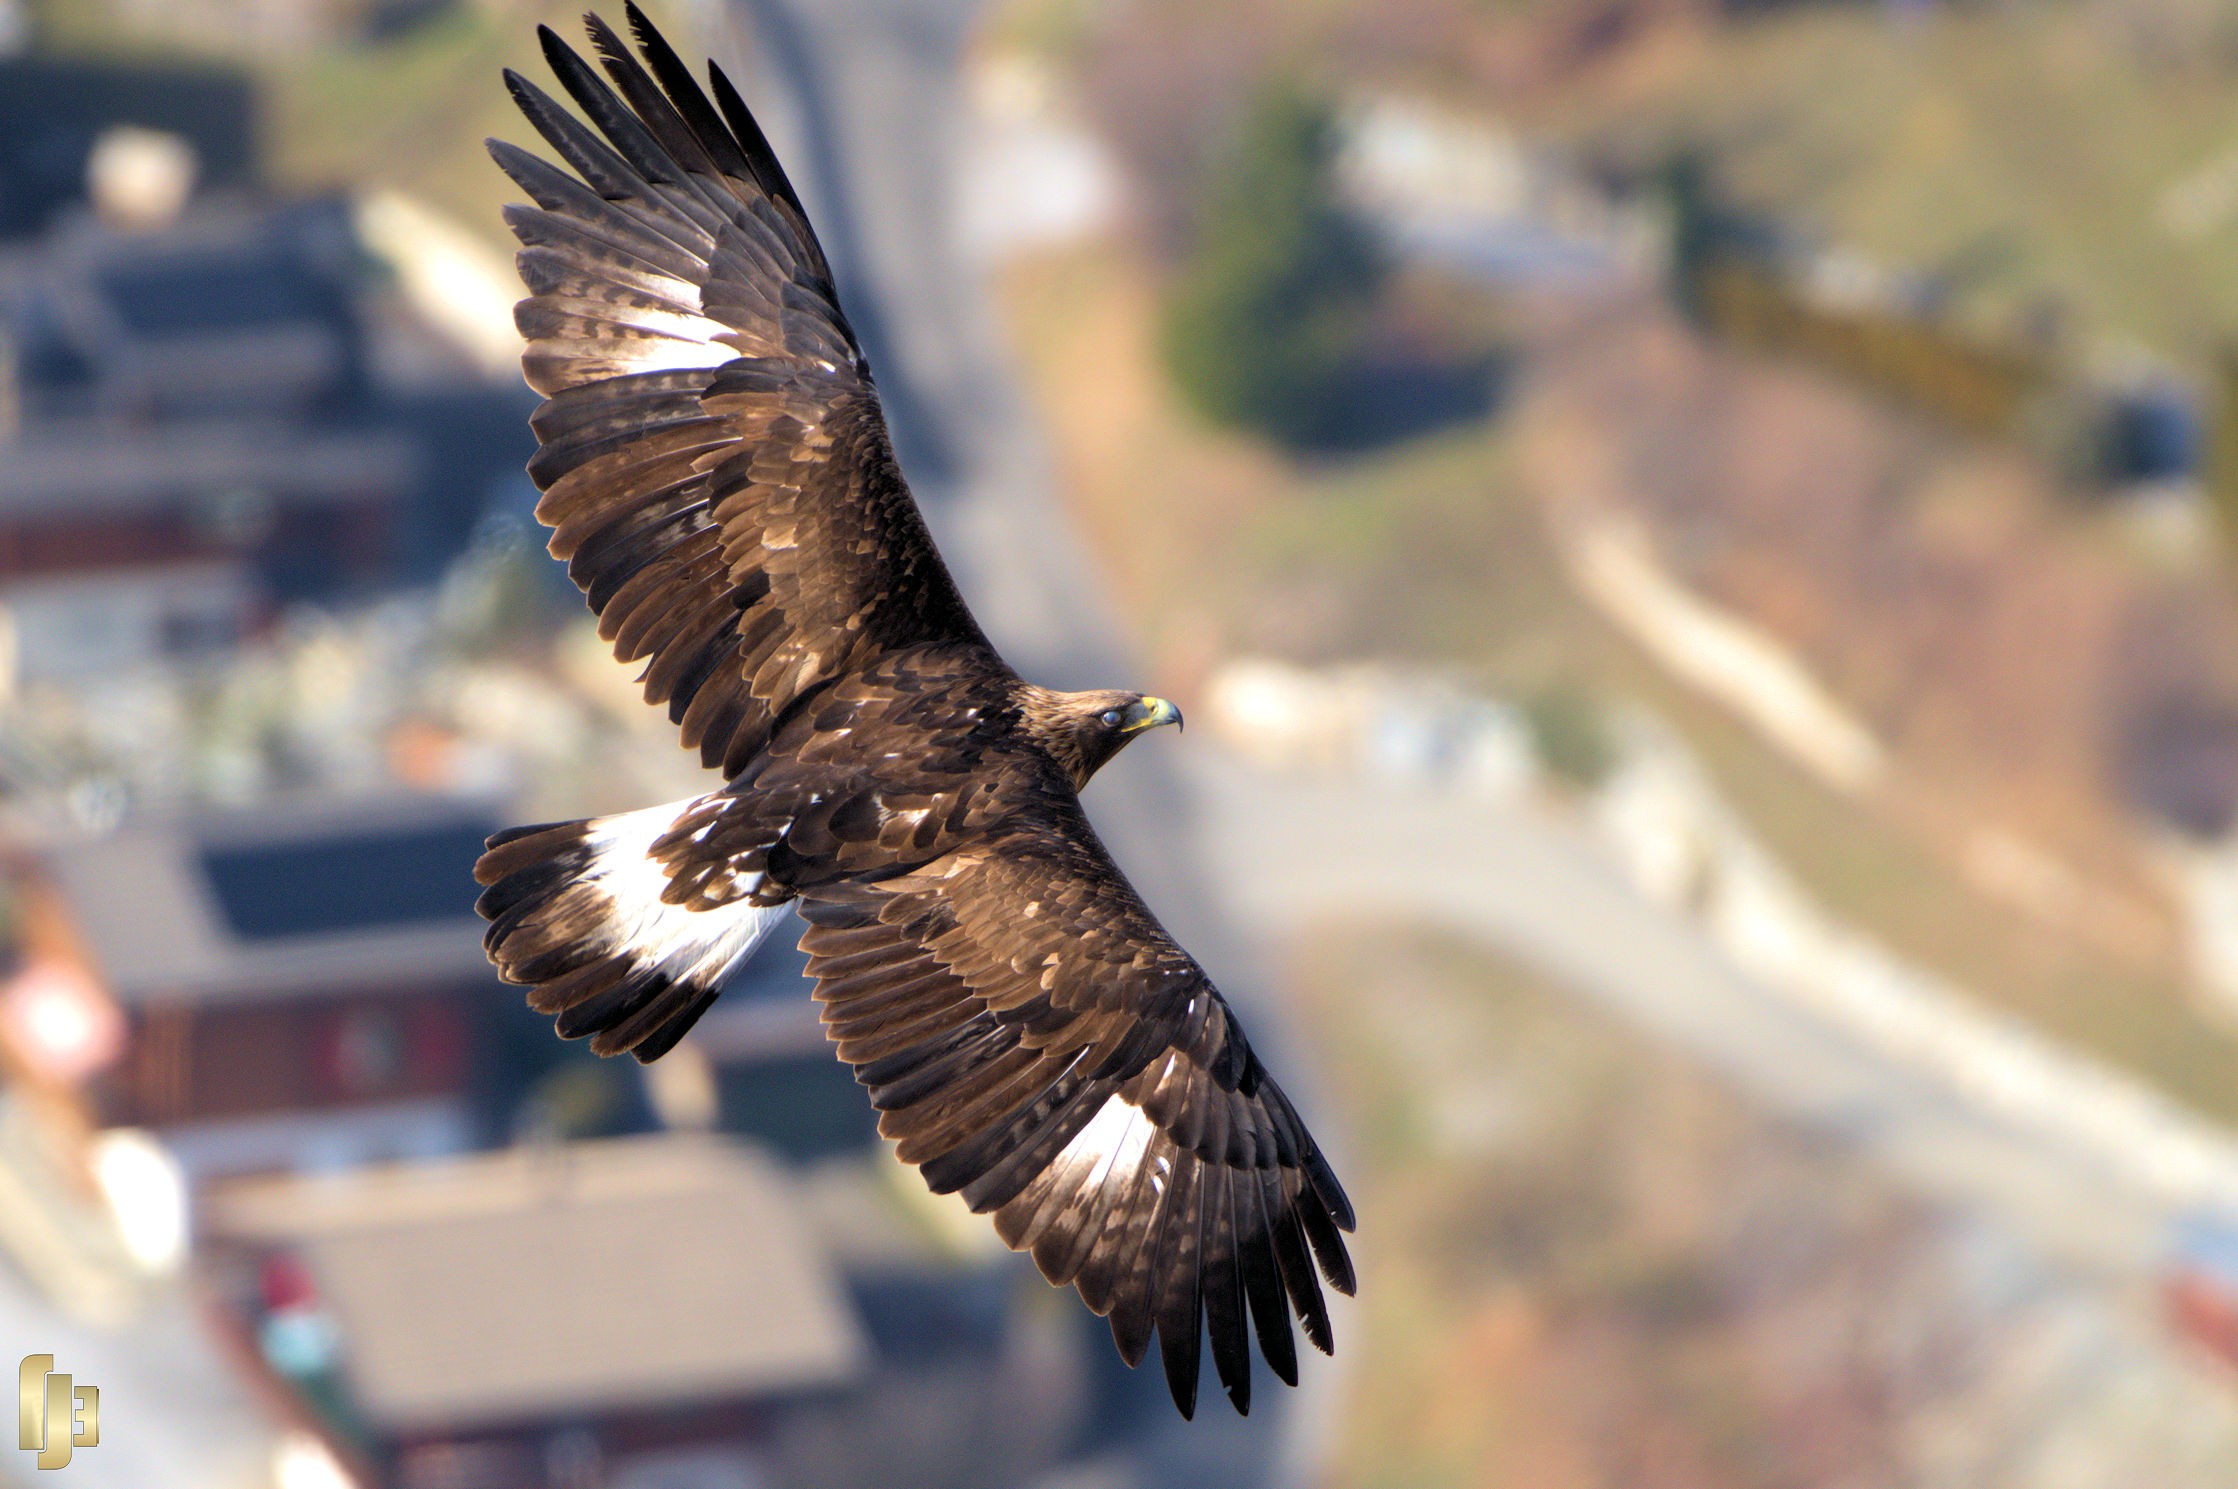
[16,0,2238,1484]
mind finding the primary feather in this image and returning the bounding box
[475,3,1354,1419]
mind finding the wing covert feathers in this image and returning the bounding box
[794,825,1355,1419]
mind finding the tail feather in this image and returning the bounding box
[475,796,788,1060]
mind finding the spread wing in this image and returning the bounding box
[484,6,1357,1419]
[488,5,989,775]
[793,808,1357,1419]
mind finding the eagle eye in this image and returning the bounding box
[1100,709,1123,728]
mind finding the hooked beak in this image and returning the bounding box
[1123,696,1184,734]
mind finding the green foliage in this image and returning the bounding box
[1661,152,1726,328]
[1160,77,1384,449]
[2210,349,2238,547]
[1663,152,2057,441]
[1520,682,1615,790]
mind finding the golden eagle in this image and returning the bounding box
[473,4,1354,1418]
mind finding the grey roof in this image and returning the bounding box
[205,1134,868,1430]
[0,418,414,519]
[38,791,504,1007]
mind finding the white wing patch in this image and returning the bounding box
[1017,1092,1163,1221]
[1064,1092,1160,1175]
[582,798,789,988]
[594,326,738,377]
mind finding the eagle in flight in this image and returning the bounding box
[473,4,1354,1418]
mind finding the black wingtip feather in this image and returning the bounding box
[544,19,593,83]
[1203,1175,1253,1415]
[1298,1190,1357,1297]
[631,985,720,1062]
[485,137,559,200]
[484,819,569,852]
[1160,1325,1200,1421]
[583,9,725,188]
[1153,1153,1208,1417]
[584,8,626,62]
[541,21,601,94]
[583,12,639,88]
[500,70,536,120]
[1308,1147,1357,1232]
[1267,1198,1334,1356]
[705,61,814,229]
[622,3,754,178]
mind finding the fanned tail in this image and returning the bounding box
[474,797,787,1061]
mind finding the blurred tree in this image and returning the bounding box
[1160,76,1384,448]
[2210,348,2238,544]
[1521,680,1615,790]
[1662,151,1722,327]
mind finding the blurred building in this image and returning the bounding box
[203,1134,867,1489]
[0,419,411,682]
[0,54,256,242]
[16,792,595,1182]
[688,928,886,1166]
[0,98,539,688]
[0,194,422,680]
[11,193,374,419]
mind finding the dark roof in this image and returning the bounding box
[201,820,495,942]
[99,250,341,336]
[0,418,416,518]
[39,792,507,1006]
[0,57,256,241]
[4,195,369,420]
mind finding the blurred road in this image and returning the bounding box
[1193,755,2188,1287]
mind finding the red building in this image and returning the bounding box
[0,419,411,680]
[22,792,549,1182]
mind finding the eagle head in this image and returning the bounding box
[1021,688,1184,788]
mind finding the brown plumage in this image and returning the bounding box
[472,4,1353,1419]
